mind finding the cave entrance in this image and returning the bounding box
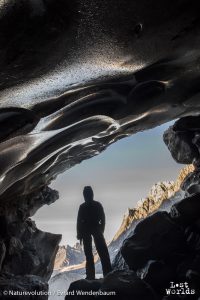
[34,121,181,247]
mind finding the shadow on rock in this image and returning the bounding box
[66,270,157,300]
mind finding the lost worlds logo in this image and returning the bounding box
[166,282,195,296]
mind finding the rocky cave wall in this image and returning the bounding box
[1,0,200,298]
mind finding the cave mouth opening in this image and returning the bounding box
[34,121,182,247]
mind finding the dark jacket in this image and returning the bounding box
[77,200,105,238]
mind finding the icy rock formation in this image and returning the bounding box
[1,0,200,298]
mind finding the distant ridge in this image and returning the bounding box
[112,164,194,243]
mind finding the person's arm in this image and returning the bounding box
[99,204,105,233]
[76,206,83,240]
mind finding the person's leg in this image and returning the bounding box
[82,234,95,279]
[93,231,112,277]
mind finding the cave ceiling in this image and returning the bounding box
[0,0,200,202]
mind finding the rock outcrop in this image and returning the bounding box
[0,186,61,297]
[54,244,85,270]
[121,211,187,271]
[66,270,157,300]
[164,116,200,166]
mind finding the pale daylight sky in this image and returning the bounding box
[34,122,182,246]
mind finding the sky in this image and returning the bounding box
[34,122,182,246]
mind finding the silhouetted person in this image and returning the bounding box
[77,186,112,279]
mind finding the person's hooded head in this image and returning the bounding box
[83,186,94,203]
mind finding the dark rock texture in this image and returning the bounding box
[164,116,200,165]
[0,273,48,299]
[141,260,174,294]
[170,193,200,225]
[67,278,102,299]
[181,169,200,195]
[0,186,61,279]
[66,270,157,300]
[100,270,157,300]
[0,187,61,299]
[121,211,187,270]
